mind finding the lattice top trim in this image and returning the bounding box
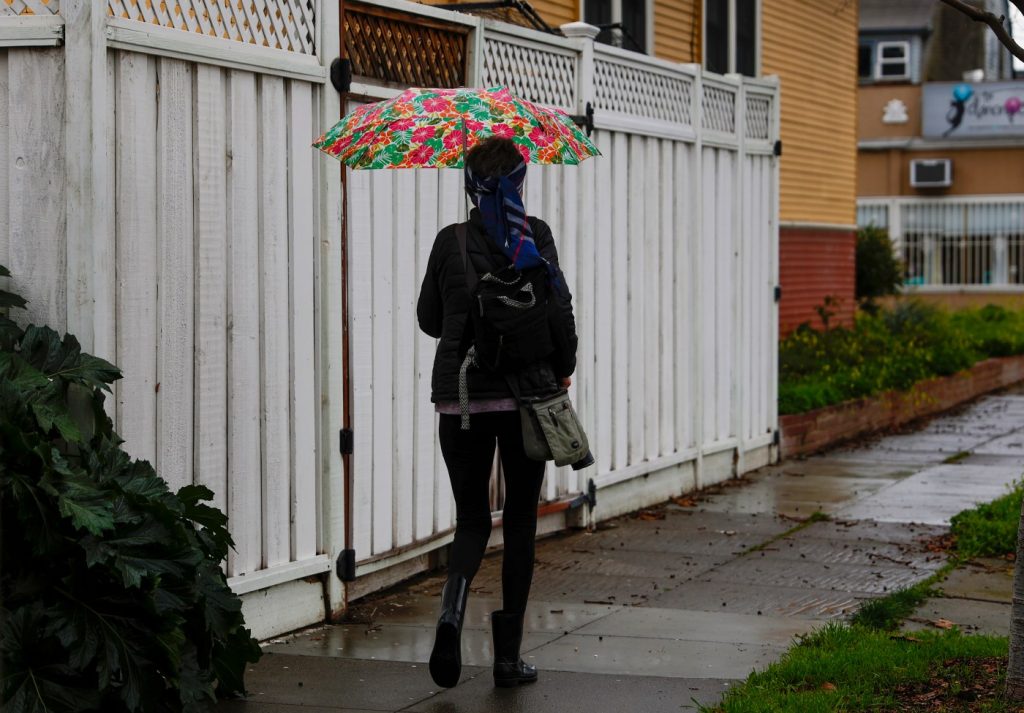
[482,36,577,110]
[107,0,316,55]
[702,84,736,134]
[745,94,771,141]
[594,58,693,126]
[345,5,467,88]
[2,0,59,15]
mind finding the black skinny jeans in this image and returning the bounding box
[439,412,546,616]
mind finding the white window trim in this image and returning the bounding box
[580,0,654,54]
[874,40,910,81]
[701,0,761,77]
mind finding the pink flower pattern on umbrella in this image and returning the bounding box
[412,126,437,144]
[443,130,465,150]
[528,126,555,147]
[491,123,515,139]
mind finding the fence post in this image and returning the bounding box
[732,75,746,477]
[560,22,599,116]
[691,66,705,488]
[63,0,113,362]
[467,16,486,87]
[889,199,903,258]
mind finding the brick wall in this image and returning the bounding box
[779,226,856,336]
[781,355,1024,458]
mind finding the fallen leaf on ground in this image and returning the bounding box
[821,682,836,691]
[637,509,666,521]
[672,495,698,507]
[933,618,956,629]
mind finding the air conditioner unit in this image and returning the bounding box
[910,159,952,188]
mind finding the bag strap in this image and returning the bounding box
[458,223,526,406]
[455,223,479,295]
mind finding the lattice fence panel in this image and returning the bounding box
[482,36,576,110]
[345,4,468,87]
[2,0,59,15]
[745,94,771,141]
[593,58,692,125]
[701,84,736,134]
[107,0,316,55]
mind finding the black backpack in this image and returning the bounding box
[456,223,554,373]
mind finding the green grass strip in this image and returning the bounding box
[951,479,1024,559]
[848,560,957,631]
[706,623,1009,712]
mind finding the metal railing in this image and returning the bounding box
[857,196,1024,289]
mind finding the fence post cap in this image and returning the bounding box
[560,21,600,39]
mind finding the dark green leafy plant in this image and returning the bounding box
[0,265,261,712]
[855,225,903,313]
[779,301,1024,414]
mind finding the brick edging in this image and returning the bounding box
[780,355,1024,458]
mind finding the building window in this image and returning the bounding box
[704,0,759,77]
[584,0,649,53]
[876,41,910,80]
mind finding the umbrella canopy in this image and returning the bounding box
[314,86,600,169]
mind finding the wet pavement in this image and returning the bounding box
[220,388,1024,712]
[904,557,1016,638]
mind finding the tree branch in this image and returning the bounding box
[939,0,1024,64]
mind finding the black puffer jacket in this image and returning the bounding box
[417,208,578,403]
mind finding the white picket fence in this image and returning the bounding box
[0,1,344,639]
[0,0,779,637]
[344,8,780,583]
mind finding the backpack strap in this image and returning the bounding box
[455,223,479,295]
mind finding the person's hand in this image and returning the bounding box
[561,377,572,389]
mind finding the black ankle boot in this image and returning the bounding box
[491,610,538,687]
[429,575,469,688]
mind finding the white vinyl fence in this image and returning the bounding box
[0,1,344,639]
[858,196,1024,289]
[1,0,779,633]
[344,9,780,582]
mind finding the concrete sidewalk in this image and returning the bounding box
[219,388,1024,713]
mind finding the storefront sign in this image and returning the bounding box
[922,81,1024,138]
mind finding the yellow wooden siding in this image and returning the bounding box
[418,0,579,29]
[761,0,858,226]
[532,0,579,28]
[653,0,700,63]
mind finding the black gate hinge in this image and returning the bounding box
[339,428,354,455]
[774,285,782,302]
[336,549,357,582]
[773,139,783,157]
[772,429,781,447]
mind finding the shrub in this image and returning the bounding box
[779,301,1024,414]
[0,266,261,713]
[855,225,903,311]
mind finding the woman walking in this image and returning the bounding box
[416,136,578,689]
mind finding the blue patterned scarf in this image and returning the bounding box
[464,160,548,273]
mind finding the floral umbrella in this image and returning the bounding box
[313,86,600,169]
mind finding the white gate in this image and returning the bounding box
[342,9,779,588]
[0,1,344,640]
